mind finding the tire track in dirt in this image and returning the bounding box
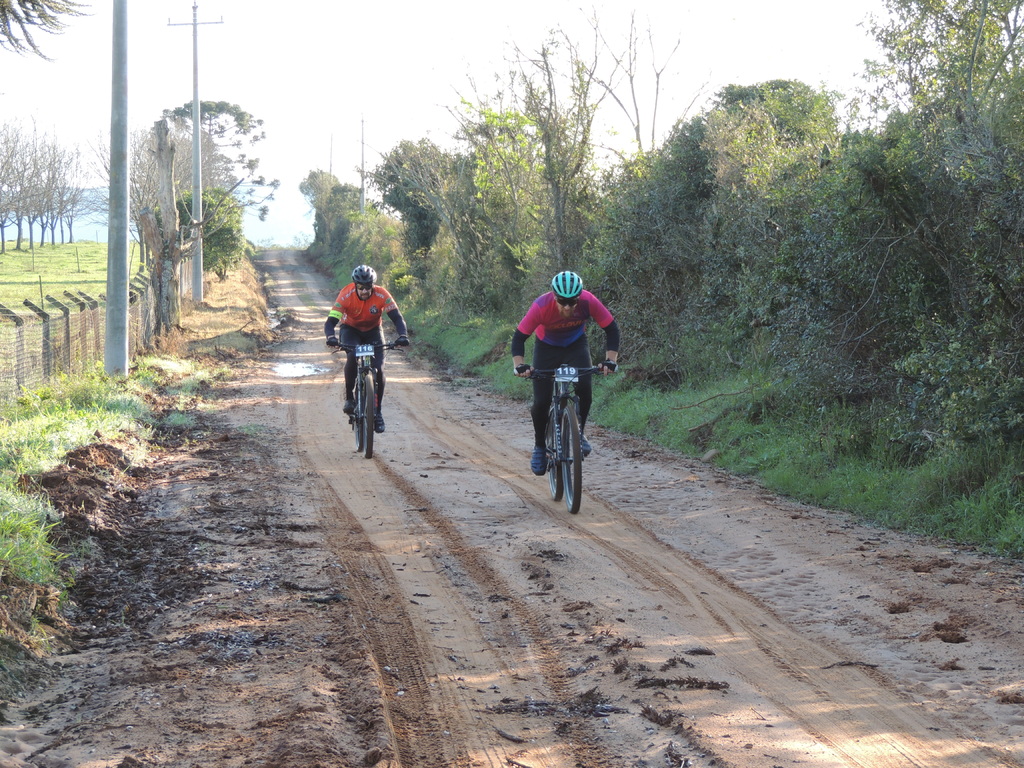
[392,370,1022,768]
[288,367,621,767]
[257,249,1024,768]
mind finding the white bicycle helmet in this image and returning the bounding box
[352,264,377,286]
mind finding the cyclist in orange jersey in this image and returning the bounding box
[325,264,409,433]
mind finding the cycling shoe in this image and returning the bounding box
[530,446,547,476]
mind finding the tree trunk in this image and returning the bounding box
[141,119,183,337]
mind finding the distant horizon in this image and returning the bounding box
[1,209,312,250]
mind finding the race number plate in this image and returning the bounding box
[555,366,579,383]
[355,344,375,357]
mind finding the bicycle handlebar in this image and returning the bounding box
[527,366,604,379]
[329,340,406,353]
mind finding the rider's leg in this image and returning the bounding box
[374,367,386,410]
[576,376,594,430]
[531,376,554,446]
[531,339,566,447]
[339,325,361,400]
[371,330,387,411]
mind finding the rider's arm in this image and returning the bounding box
[601,318,620,358]
[387,308,408,337]
[511,328,530,359]
[511,329,532,375]
[599,318,620,371]
[324,316,339,340]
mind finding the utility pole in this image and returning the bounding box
[360,117,366,214]
[105,0,129,375]
[169,3,222,302]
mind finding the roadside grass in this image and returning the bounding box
[0,241,144,307]
[0,369,150,590]
[0,256,265,604]
[403,302,1024,556]
[0,369,150,482]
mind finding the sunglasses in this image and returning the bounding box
[556,296,578,306]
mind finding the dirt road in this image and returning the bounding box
[4,248,1024,768]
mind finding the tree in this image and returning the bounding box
[867,0,1024,117]
[514,37,602,268]
[163,100,278,218]
[589,12,684,157]
[299,170,363,256]
[138,119,184,337]
[373,140,443,259]
[178,188,247,279]
[0,0,84,58]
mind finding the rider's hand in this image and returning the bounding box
[395,335,410,347]
[326,336,340,347]
[515,363,532,377]
[599,360,617,374]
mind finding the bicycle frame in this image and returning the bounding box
[532,365,600,514]
[351,344,377,457]
[334,341,400,459]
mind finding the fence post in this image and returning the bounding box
[0,303,27,391]
[131,274,155,350]
[22,300,52,379]
[76,291,102,361]
[44,295,72,374]
[63,291,88,372]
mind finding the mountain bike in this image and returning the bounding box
[334,341,401,459]
[531,366,602,514]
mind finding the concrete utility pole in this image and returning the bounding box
[360,117,366,214]
[169,3,222,302]
[105,0,130,375]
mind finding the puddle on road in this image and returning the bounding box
[273,362,329,378]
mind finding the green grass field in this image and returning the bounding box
[0,241,143,309]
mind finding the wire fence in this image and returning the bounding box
[0,273,157,404]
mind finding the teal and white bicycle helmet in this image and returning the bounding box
[551,270,583,299]
[352,264,377,286]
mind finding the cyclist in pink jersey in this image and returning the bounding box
[511,271,620,475]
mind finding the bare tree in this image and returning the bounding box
[589,12,688,157]
[0,123,23,252]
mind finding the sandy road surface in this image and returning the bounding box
[4,248,1024,768]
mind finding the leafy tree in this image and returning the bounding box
[593,114,714,371]
[0,0,84,58]
[178,188,247,279]
[299,170,363,258]
[163,101,278,220]
[512,34,603,268]
[373,139,443,259]
[867,0,1024,116]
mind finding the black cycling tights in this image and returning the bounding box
[530,336,592,447]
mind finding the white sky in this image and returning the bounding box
[1,0,890,246]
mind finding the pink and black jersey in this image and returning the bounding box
[515,291,615,348]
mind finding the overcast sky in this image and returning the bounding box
[2,0,889,246]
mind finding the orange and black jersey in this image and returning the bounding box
[324,283,408,337]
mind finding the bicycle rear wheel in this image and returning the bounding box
[546,403,563,501]
[562,405,583,514]
[362,373,375,459]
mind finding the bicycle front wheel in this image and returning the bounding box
[353,377,366,453]
[546,403,563,501]
[362,372,375,459]
[562,405,583,514]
